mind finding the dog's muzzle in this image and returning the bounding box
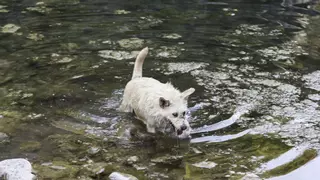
[177,124,188,135]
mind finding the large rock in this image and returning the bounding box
[0,158,35,180]
[109,172,138,180]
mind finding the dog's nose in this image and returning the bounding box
[177,125,188,135]
[181,124,187,131]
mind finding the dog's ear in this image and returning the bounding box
[181,88,195,100]
[159,97,170,108]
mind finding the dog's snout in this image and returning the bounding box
[181,124,187,131]
[177,124,188,135]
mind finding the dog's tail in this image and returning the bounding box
[132,47,148,79]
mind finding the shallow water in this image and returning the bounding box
[0,0,320,179]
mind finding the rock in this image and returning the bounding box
[114,10,131,15]
[82,162,107,176]
[50,53,74,64]
[192,160,217,169]
[126,156,139,165]
[151,155,183,166]
[138,16,163,29]
[117,38,144,49]
[27,33,44,41]
[109,172,138,180]
[1,24,20,34]
[162,33,182,39]
[61,43,79,51]
[87,146,101,155]
[26,2,52,14]
[0,5,9,13]
[0,132,9,143]
[241,173,261,180]
[155,46,182,58]
[98,50,139,60]
[163,62,208,75]
[0,158,35,180]
[34,161,79,179]
[19,141,41,152]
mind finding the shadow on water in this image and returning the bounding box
[0,0,320,179]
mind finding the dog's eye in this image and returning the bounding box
[172,113,178,117]
[182,111,186,116]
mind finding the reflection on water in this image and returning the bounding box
[0,0,320,179]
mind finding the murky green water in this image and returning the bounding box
[1,0,320,179]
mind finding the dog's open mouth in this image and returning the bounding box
[168,121,184,136]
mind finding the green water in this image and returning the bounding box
[1,0,320,179]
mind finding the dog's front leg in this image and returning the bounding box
[147,123,156,133]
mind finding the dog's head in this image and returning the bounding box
[158,88,195,139]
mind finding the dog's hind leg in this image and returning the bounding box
[118,94,132,113]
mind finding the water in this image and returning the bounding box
[0,0,320,179]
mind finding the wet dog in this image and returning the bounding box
[119,47,195,139]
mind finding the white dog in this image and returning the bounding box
[119,47,195,139]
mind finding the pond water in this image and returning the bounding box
[0,0,320,179]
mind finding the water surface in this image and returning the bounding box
[0,0,320,179]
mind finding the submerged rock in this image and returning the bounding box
[1,24,20,34]
[162,33,182,39]
[0,5,9,13]
[0,132,9,143]
[192,160,217,169]
[126,156,139,165]
[241,173,261,180]
[26,2,52,14]
[109,172,138,180]
[155,46,183,58]
[0,158,35,180]
[114,10,131,15]
[117,38,144,49]
[98,50,139,60]
[19,141,41,152]
[35,161,79,179]
[27,33,44,41]
[151,155,183,166]
[87,146,101,155]
[82,162,107,176]
[50,53,74,64]
[162,62,209,75]
[138,16,163,29]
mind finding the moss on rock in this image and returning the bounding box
[19,141,41,152]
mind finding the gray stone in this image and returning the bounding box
[241,173,261,180]
[192,160,217,169]
[126,156,139,165]
[98,50,139,60]
[151,155,183,166]
[87,147,101,155]
[0,132,8,143]
[1,24,20,34]
[109,172,138,180]
[0,158,35,180]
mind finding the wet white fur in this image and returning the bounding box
[119,47,195,139]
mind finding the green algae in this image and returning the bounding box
[19,141,41,152]
[33,161,80,179]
